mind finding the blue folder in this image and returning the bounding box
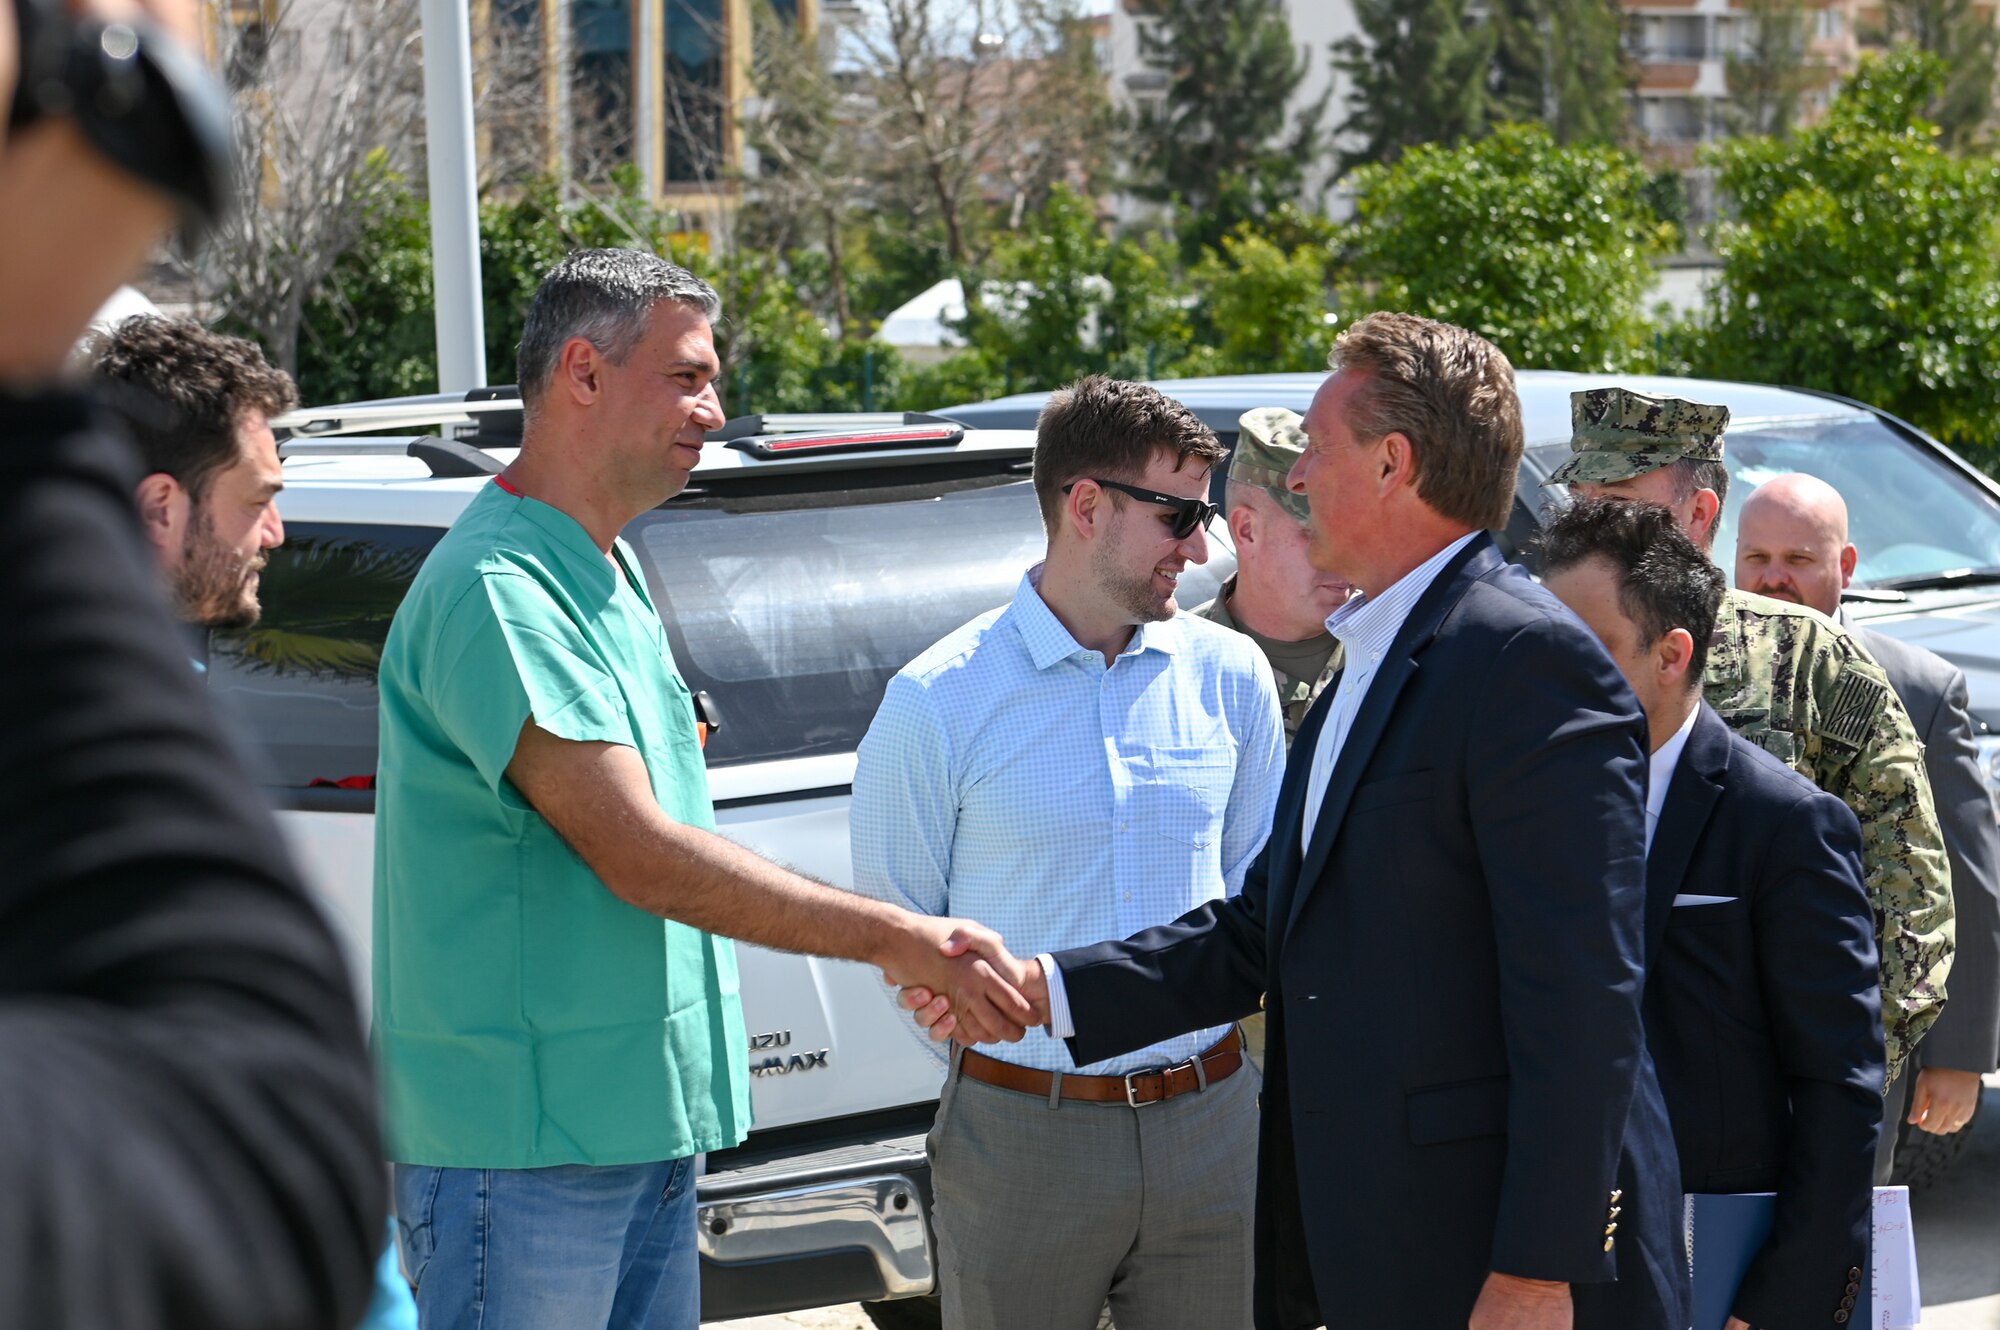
[1686,1193,1872,1330]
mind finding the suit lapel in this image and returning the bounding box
[1643,703,1730,963]
[1265,679,1338,942]
[1283,535,1503,939]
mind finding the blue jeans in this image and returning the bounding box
[393,1158,699,1330]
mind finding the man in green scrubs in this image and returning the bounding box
[374,250,1034,1330]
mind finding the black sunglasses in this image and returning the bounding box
[1061,478,1220,540]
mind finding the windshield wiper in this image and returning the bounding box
[1872,567,2000,592]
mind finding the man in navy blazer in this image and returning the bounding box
[1543,499,1884,1330]
[905,314,1684,1330]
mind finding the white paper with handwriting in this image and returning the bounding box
[1872,1185,1920,1328]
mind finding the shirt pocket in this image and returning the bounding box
[1133,745,1235,848]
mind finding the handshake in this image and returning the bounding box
[882,920,1054,1046]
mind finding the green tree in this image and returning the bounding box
[1100,230,1196,378]
[1127,0,1331,255]
[1721,0,1814,137]
[1489,0,1633,144]
[956,185,1114,391]
[293,184,438,404]
[296,173,890,414]
[1175,221,1335,376]
[1334,0,1495,169]
[1339,123,1671,370]
[1694,47,2000,461]
[1871,0,2000,149]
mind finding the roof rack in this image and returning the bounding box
[278,436,503,478]
[709,411,963,441]
[275,391,971,447]
[272,390,525,442]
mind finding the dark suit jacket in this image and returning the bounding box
[1646,703,1883,1330]
[1848,617,2000,1074]
[1055,535,1685,1330]
[0,391,385,1330]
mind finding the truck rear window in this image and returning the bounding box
[205,475,1236,784]
[635,476,1045,767]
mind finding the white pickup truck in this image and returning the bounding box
[213,395,1231,1324]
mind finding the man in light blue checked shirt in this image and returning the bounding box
[850,377,1285,1330]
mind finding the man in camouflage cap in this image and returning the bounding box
[1553,386,1955,1086]
[1195,407,1353,745]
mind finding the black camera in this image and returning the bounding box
[7,0,235,246]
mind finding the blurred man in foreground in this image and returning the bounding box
[0,1,388,1325]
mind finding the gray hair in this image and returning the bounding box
[516,249,721,405]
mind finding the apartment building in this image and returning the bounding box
[1105,0,1359,214]
[488,0,818,231]
[213,0,817,237]
[1625,0,1857,156]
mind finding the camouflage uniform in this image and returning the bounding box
[1551,387,1955,1086]
[1192,407,1342,747]
[1196,582,1340,744]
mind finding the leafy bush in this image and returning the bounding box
[1339,123,1673,371]
[1692,47,2000,462]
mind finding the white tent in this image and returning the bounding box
[877,278,970,363]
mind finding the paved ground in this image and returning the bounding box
[709,1073,2000,1328]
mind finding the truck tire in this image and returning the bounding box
[1889,1090,1981,1190]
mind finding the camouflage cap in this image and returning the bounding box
[1546,388,1732,486]
[1229,407,1311,523]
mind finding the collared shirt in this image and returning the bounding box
[374,480,749,1169]
[1301,532,1482,850]
[1644,706,1701,856]
[851,566,1285,1075]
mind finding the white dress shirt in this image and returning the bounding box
[852,566,1285,1074]
[1644,705,1701,857]
[1300,532,1482,849]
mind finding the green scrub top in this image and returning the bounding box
[373,481,750,1168]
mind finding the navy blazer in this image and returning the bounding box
[1646,703,1884,1330]
[1055,535,1686,1330]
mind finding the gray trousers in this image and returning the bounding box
[927,1046,1260,1330]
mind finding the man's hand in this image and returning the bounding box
[896,927,1049,1045]
[1468,1272,1571,1330]
[1724,1317,1754,1330]
[879,918,1039,1046]
[1908,1066,1985,1135]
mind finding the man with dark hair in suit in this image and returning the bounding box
[904,313,1685,1330]
[1544,498,1885,1330]
[1736,473,2000,1175]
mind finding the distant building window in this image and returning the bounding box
[665,0,727,184]
[575,0,635,172]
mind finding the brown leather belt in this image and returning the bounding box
[957,1029,1245,1107]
